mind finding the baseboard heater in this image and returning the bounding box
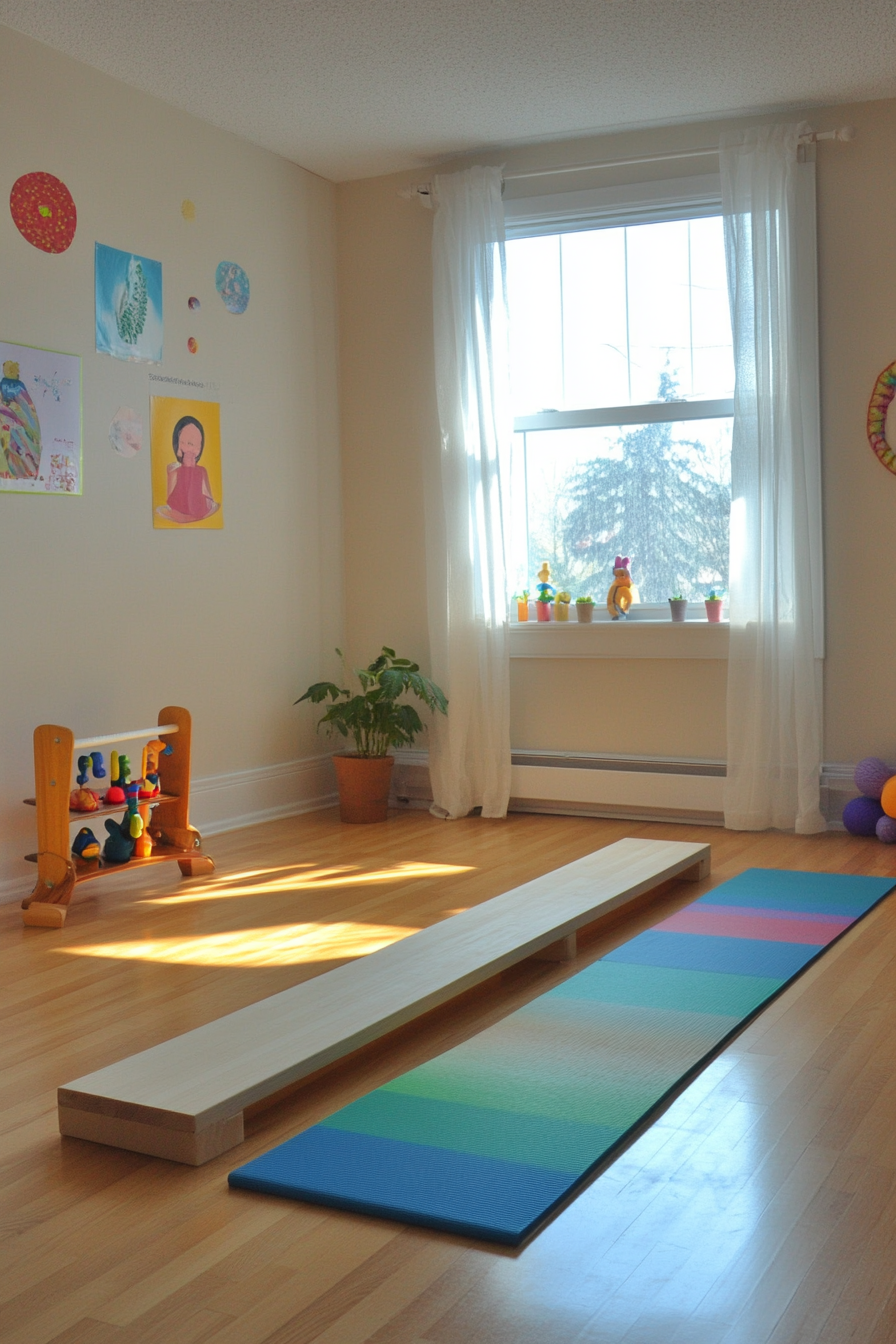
[392,751,726,826]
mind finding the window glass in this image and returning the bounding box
[508,418,732,604]
[506,216,734,416]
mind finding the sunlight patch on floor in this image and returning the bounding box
[58,920,421,967]
[138,860,475,904]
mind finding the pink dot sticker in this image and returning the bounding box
[187,337,198,354]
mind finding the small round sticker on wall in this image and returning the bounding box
[215,260,250,314]
[10,172,77,253]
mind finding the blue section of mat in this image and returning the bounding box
[603,929,821,978]
[230,866,894,1245]
[228,1126,573,1244]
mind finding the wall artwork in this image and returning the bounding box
[10,172,77,253]
[0,340,81,494]
[109,406,142,457]
[215,261,250,314]
[150,395,222,529]
[95,243,163,363]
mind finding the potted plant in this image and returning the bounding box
[575,595,595,623]
[514,590,530,622]
[555,590,572,621]
[669,593,688,622]
[535,595,553,621]
[296,647,447,823]
[704,590,724,623]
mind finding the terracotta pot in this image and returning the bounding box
[536,601,553,621]
[575,604,594,622]
[332,753,395,823]
[705,599,723,623]
[669,599,688,623]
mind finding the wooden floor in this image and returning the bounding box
[3,808,896,1344]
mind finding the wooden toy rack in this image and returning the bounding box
[22,705,214,928]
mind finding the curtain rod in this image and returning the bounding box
[399,127,856,204]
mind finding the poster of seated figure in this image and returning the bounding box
[151,394,223,529]
[0,340,81,494]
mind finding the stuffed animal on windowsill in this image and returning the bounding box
[607,555,639,620]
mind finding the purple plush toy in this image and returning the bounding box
[854,756,894,800]
[876,815,896,844]
[842,795,885,837]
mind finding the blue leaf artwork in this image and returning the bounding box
[96,243,163,363]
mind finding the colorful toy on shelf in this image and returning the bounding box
[103,815,136,864]
[535,561,556,621]
[607,555,636,620]
[72,827,101,861]
[139,738,169,798]
[104,749,128,805]
[69,786,100,812]
[125,782,144,839]
[76,752,107,785]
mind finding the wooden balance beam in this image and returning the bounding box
[58,837,710,1165]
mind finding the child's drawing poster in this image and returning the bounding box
[95,242,163,363]
[0,340,81,495]
[151,395,222,529]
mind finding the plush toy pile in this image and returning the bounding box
[842,756,896,842]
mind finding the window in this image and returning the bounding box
[505,187,734,607]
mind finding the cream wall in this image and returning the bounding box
[0,28,342,895]
[337,99,896,768]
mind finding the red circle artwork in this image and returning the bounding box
[9,172,77,253]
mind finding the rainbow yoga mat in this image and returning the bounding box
[229,868,894,1245]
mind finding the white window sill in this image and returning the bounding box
[510,613,729,660]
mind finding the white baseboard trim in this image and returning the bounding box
[0,754,338,905]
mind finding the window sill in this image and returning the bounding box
[510,617,729,660]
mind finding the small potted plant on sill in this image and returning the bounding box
[296,647,447,824]
[669,593,688,623]
[555,590,572,621]
[514,590,530,622]
[575,595,595,623]
[704,590,724,623]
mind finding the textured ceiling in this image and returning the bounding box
[1,0,894,181]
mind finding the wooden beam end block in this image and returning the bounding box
[58,1105,244,1165]
[680,854,711,882]
[23,902,67,928]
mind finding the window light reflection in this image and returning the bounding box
[139,860,475,905]
[60,920,421,968]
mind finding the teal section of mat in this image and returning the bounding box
[230,867,894,1244]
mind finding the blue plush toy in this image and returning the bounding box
[72,827,101,861]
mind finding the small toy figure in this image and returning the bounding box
[139,738,168,798]
[69,786,100,812]
[104,749,129,805]
[103,814,136,864]
[607,555,636,620]
[76,752,108,785]
[72,827,101,861]
[535,561,556,619]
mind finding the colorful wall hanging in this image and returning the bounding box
[109,406,142,457]
[150,395,222,529]
[215,261,250,314]
[0,340,81,494]
[9,172,77,253]
[95,243,163,363]
[867,360,896,475]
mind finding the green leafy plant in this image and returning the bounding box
[513,590,530,602]
[296,647,447,758]
[705,590,722,602]
[575,595,595,605]
[669,593,685,601]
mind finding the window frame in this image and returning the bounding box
[504,173,733,634]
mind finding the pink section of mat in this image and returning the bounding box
[654,906,852,946]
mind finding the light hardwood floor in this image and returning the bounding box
[2,808,896,1344]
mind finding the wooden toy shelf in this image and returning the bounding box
[22,705,214,929]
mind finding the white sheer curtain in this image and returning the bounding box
[426,165,512,819]
[721,123,825,833]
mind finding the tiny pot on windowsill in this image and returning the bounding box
[704,592,724,623]
[536,601,553,622]
[669,596,688,623]
[555,591,572,622]
[295,647,447,823]
[575,596,595,623]
[514,591,530,622]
